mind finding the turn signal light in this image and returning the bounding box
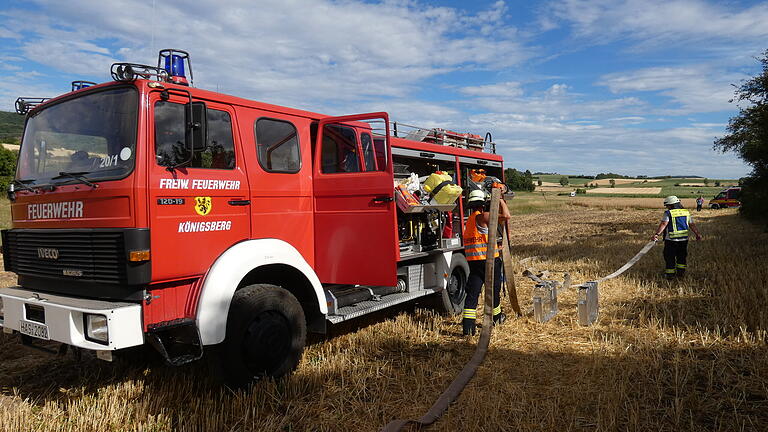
[128,250,151,262]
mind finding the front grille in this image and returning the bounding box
[3,230,127,284]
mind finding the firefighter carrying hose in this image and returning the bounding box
[462,189,511,335]
[651,196,702,279]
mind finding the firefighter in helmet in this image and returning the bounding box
[461,189,511,335]
[651,196,702,279]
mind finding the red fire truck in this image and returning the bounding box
[0,50,504,386]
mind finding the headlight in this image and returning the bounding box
[85,314,109,344]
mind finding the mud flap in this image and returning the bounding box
[147,318,203,366]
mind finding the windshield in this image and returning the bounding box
[17,87,138,184]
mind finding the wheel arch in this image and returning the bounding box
[196,239,327,345]
[238,264,325,334]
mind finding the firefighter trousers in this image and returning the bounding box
[663,240,688,276]
[464,257,503,317]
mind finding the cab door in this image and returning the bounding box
[312,113,397,286]
[148,96,250,281]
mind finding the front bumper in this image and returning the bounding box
[0,286,144,351]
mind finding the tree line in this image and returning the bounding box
[503,168,536,192]
[715,49,768,226]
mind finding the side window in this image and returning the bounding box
[255,118,301,173]
[321,124,360,173]
[360,132,377,171]
[154,101,236,169]
[373,137,388,171]
[205,109,236,169]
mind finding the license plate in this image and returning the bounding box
[19,320,50,340]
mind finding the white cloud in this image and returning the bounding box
[599,66,742,114]
[548,0,768,50]
[0,26,20,39]
[459,81,523,97]
[0,0,531,110]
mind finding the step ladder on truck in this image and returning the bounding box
[1,49,505,387]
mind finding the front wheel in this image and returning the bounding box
[220,284,306,389]
[710,204,719,209]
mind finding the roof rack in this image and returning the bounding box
[365,120,496,154]
[15,97,49,115]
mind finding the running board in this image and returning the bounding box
[327,288,439,324]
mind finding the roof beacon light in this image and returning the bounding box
[158,49,192,86]
[71,81,97,92]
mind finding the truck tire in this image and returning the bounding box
[710,204,719,209]
[435,253,469,316]
[221,284,306,388]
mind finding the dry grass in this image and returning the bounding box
[586,187,662,194]
[1,205,767,431]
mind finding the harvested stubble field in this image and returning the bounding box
[1,205,767,431]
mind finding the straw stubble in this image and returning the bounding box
[0,206,765,431]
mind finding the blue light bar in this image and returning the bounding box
[163,54,185,78]
[158,49,191,86]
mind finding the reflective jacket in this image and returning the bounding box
[666,208,691,239]
[464,210,501,261]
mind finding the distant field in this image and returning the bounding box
[532,176,737,199]
[587,187,662,194]
[591,178,661,186]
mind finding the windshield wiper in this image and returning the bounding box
[52,171,98,189]
[11,179,35,192]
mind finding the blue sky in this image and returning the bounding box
[1,0,766,178]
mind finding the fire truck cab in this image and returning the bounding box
[0,50,504,386]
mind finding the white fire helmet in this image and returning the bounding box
[468,190,488,204]
[664,195,681,205]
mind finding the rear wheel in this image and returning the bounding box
[220,284,306,389]
[434,253,469,316]
[710,204,719,209]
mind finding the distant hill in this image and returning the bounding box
[0,111,24,143]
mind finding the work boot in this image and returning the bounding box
[493,312,507,326]
[462,318,476,336]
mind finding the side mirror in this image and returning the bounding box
[185,101,207,152]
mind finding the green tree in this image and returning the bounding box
[715,180,721,187]
[714,49,768,224]
[537,178,542,186]
[609,179,616,188]
[0,146,18,192]
[559,176,569,186]
[703,177,710,186]
[503,168,535,192]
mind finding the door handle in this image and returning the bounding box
[373,196,394,203]
[228,199,251,206]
